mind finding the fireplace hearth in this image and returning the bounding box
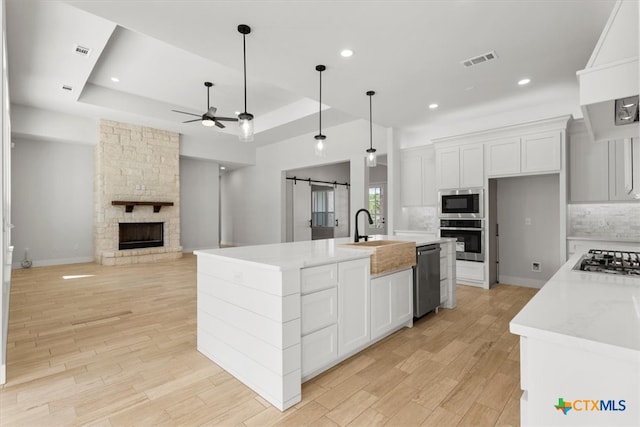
[119,222,164,250]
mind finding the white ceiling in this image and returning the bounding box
[6,0,616,148]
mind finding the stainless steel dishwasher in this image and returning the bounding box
[414,244,441,318]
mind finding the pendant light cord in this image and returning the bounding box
[243,33,247,113]
[369,94,373,149]
[318,68,322,134]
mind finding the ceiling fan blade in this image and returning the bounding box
[182,119,202,123]
[214,121,226,129]
[172,109,201,117]
[215,117,239,122]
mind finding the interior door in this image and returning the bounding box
[293,182,311,241]
[334,185,349,238]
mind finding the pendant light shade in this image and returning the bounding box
[314,65,326,157]
[238,24,254,142]
[366,90,377,167]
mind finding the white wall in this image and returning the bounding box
[221,119,389,246]
[180,156,219,251]
[286,162,350,183]
[496,174,561,287]
[11,137,94,266]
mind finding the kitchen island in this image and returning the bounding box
[194,235,455,411]
[510,251,640,426]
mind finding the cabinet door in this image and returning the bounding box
[338,259,370,356]
[301,324,338,377]
[390,269,413,325]
[436,146,461,189]
[422,148,437,206]
[370,275,392,340]
[401,156,423,206]
[521,131,561,173]
[569,130,609,202]
[609,138,640,200]
[370,269,412,341]
[486,138,520,177]
[460,144,484,187]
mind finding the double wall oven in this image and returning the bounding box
[438,188,484,262]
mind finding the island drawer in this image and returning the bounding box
[301,288,337,335]
[301,324,338,377]
[301,264,338,294]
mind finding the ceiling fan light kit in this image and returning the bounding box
[366,90,377,168]
[314,64,327,157]
[238,24,254,142]
[172,81,238,128]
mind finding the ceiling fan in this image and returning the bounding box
[172,81,238,129]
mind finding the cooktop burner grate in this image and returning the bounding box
[575,249,640,276]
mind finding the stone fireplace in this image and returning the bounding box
[94,120,182,265]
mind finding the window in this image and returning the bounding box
[312,187,335,227]
[368,185,384,229]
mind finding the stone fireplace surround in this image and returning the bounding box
[94,120,182,265]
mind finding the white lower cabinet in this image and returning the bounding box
[301,288,337,335]
[301,324,337,377]
[370,269,413,341]
[456,260,484,284]
[338,259,370,357]
[300,259,414,379]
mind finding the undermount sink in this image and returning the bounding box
[340,240,416,275]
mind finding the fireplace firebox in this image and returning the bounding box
[119,222,164,250]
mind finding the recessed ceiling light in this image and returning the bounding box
[340,49,354,58]
[518,78,531,86]
[111,77,120,82]
[429,103,439,109]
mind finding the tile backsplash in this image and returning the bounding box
[568,203,640,240]
[403,206,439,232]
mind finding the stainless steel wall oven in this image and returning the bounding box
[440,219,484,262]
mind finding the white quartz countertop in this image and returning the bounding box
[194,235,454,271]
[510,252,640,360]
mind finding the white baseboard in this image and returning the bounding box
[12,256,94,269]
[498,275,547,289]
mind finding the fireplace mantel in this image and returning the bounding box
[111,201,174,213]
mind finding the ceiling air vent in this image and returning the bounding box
[461,51,497,68]
[74,44,91,57]
[62,85,73,91]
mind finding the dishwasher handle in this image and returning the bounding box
[417,246,441,256]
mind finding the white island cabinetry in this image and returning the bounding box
[195,236,456,411]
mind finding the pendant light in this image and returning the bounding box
[366,90,377,167]
[314,65,326,156]
[238,24,254,142]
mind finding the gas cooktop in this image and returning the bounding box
[574,249,640,277]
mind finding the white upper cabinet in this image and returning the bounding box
[609,138,640,201]
[400,146,437,206]
[435,144,484,190]
[521,131,561,173]
[459,144,484,187]
[436,146,460,189]
[486,131,561,177]
[485,137,521,176]
[569,126,609,202]
[400,156,422,206]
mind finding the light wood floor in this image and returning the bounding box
[0,255,537,426]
